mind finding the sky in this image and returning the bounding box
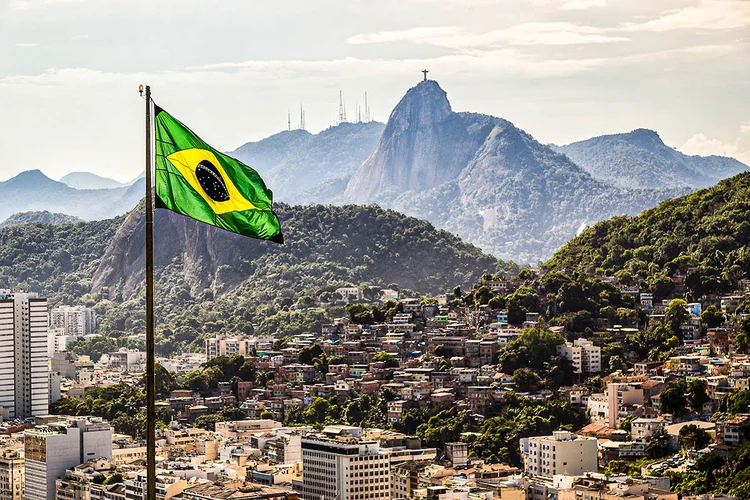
[1,0,749,183]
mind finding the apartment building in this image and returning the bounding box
[294,426,390,500]
[0,449,24,500]
[0,291,50,419]
[557,339,601,375]
[24,417,112,500]
[205,334,258,361]
[519,431,598,478]
[49,305,96,337]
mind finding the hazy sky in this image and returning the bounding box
[1,0,748,182]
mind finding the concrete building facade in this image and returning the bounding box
[519,431,598,478]
[0,291,50,419]
[24,417,112,500]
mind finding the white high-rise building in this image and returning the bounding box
[0,291,50,419]
[0,299,15,418]
[15,293,49,419]
[49,305,96,337]
[557,339,601,374]
[294,426,391,500]
[519,431,598,478]
[24,417,112,500]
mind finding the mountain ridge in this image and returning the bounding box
[0,170,143,223]
[554,129,748,189]
[229,121,384,203]
[344,80,687,262]
[60,172,129,190]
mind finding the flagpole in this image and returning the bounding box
[143,84,157,500]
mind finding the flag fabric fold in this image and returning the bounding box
[154,104,283,243]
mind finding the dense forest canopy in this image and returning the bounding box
[546,173,750,298]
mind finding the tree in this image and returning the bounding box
[505,287,539,324]
[372,352,399,368]
[660,382,688,416]
[260,410,274,420]
[688,379,710,412]
[475,286,493,306]
[619,415,636,435]
[664,299,689,336]
[103,472,126,485]
[679,424,711,450]
[696,452,724,472]
[512,368,540,392]
[298,344,323,365]
[701,305,725,329]
[645,430,670,459]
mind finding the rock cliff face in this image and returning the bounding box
[91,202,253,298]
[345,81,495,202]
[554,129,748,189]
[344,80,686,262]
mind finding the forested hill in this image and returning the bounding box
[0,216,124,304]
[545,172,750,298]
[0,203,515,354]
[0,211,83,229]
[93,202,514,299]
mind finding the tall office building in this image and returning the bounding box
[24,417,112,500]
[0,449,24,500]
[0,291,49,419]
[295,426,391,500]
[49,305,96,336]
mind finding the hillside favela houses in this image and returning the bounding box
[0,254,749,500]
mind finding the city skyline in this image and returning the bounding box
[1,0,748,182]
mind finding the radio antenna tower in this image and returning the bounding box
[338,90,347,125]
[287,110,291,131]
[299,103,306,130]
[364,92,370,123]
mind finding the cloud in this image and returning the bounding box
[621,0,750,32]
[347,22,629,48]
[8,0,85,9]
[14,43,39,48]
[561,0,606,10]
[1,40,737,90]
[346,27,461,45]
[680,123,750,166]
[8,1,35,9]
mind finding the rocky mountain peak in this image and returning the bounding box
[386,80,452,130]
[345,80,494,203]
[626,128,664,148]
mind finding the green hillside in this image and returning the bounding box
[546,173,750,298]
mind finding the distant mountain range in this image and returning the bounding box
[228,122,384,203]
[60,172,130,190]
[4,81,745,264]
[554,129,748,189]
[343,80,694,262]
[0,170,144,223]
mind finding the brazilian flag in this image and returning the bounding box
[154,104,283,243]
